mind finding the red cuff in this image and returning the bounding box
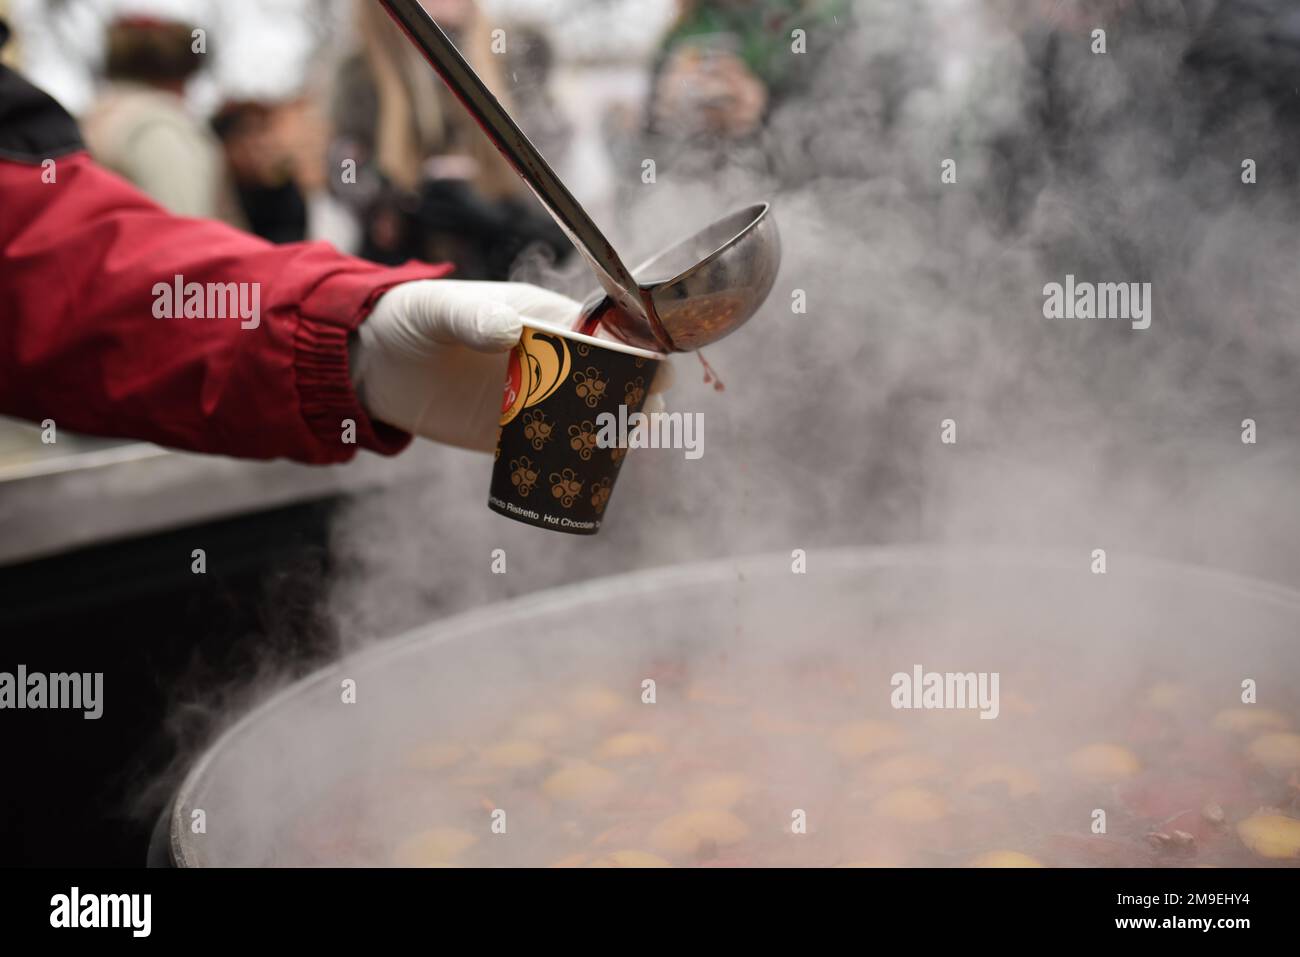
[293,260,451,462]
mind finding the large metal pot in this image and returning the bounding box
[162,547,1300,867]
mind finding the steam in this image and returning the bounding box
[328,0,1300,646]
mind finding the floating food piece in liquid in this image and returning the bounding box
[1212,707,1291,734]
[588,850,672,868]
[872,787,948,822]
[542,761,620,804]
[828,720,905,759]
[392,827,478,866]
[864,753,944,787]
[1246,732,1300,773]
[1142,682,1192,712]
[835,856,907,868]
[569,687,624,718]
[591,819,651,848]
[596,732,667,760]
[959,762,1041,799]
[1146,830,1197,854]
[682,773,754,809]
[650,808,750,857]
[480,739,548,769]
[968,850,1043,868]
[1236,812,1300,859]
[1068,743,1141,781]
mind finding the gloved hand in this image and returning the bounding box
[351,280,671,452]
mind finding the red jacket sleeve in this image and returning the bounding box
[0,152,450,463]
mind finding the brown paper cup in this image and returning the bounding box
[489,321,664,535]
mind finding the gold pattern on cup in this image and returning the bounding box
[573,367,607,408]
[522,410,554,451]
[510,456,539,496]
[624,376,646,407]
[568,420,598,461]
[550,468,583,508]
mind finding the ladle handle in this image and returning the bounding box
[375,0,646,324]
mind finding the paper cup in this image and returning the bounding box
[489,321,664,535]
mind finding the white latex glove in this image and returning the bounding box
[351,280,670,452]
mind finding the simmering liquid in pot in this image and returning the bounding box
[286,652,1300,868]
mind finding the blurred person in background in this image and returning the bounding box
[647,0,848,142]
[206,1,361,251]
[329,0,569,279]
[211,97,329,245]
[634,0,850,186]
[80,0,241,223]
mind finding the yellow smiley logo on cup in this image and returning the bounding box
[500,327,571,426]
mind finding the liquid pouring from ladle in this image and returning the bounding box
[376,0,780,354]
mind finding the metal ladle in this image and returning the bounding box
[377,0,780,353]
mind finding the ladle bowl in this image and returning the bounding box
[582,202,781,352]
